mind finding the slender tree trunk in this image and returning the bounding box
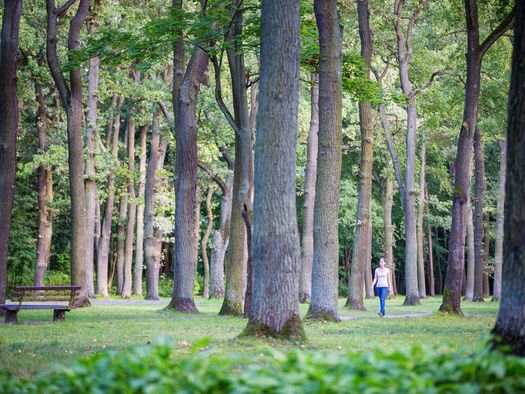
[97,97,123,296]
[34,75,53,286]
[308,0,343,322]
[299,73,319,304]
[465,197,475,300]
[347,0,374,310]
[492,134,506,301]
[384,160,396,296]
[168,47,209,312]
[218,0,254,316]
[244,0,304,338]
[427,224,435,296]
[122,116,136,298]
[133,124,148,296]
[394,0,423,306]
[440,0,514,315]
[84,2,101,298]
[491,1,525,354]
[209,174,232,299]
[0,0,22,306]
[417,139,427,298]
[46,0,91,306]
[472,127,486,302]
[116,191,128,295]
[201,187,214,299]
[483,215,490,297]
[144,110,161,300]
[365,223,374,299]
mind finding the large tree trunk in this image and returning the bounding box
[427,224,435,296]
[244,0,304,338]
[492,134,506,301]
[34,73,53,287]
[201,187,214,299]
[472,126,486,302]
[84,1,101,298]
[440,0,514,315]
[308,0,343,322]
[417,139,427,298]
[122,116,136,298]
[491,1,525,354]
[0,0,22,306]
[168,47,209,312]
[133,124,148,296]
[218,0,254,316]
[97,97,122,296]
[346,0,373,310]
[394,0,422,306]
[299,73,319,304]
[46,0,90,306]
[144,110,161,300]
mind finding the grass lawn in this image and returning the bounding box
[0,296,499,377]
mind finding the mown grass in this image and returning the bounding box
[0,296,499,377]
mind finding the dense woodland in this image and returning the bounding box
[0,0,524,353]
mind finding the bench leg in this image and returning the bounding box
[53,310,66,322]
[5,310,18,324]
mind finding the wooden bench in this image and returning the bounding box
[0,286,81,324]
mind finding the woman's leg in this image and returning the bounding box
[379,288,386,316]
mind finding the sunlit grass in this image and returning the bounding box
[0,295,499,376]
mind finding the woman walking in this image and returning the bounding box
[372,257,392,317]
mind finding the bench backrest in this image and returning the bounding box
[12,286,81,308]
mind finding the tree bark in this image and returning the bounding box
[346,0,373,310]
[116,185,128,295]
[417,138,427,298]
[491,0,525,354]
[217,0,254,316]
[364,223,374,298]
[465,197,475,300]
[394,0,424,306]
[168,47,209,312]
[299,73,319,304]
[133,124,148,296]
[122,116,136,298]
[84,1,102,298]
[307,0,343,322]
[440,0,515,315]
[384,159,396,296]
[492,134,506,301]
[201,186,214,299]
[0,0,22,306]
[244,0,304,338]
[33,68,53,287]
[46,0,90,306]
[97,96,123,296]
[210,172,233,299]
[144,109,161,300]
[472,126,486,302]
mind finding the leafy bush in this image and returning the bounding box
[2,339,525,394]
[43,271,70,286]
[157,274,200,298]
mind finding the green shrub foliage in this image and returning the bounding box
[2,339,525,393]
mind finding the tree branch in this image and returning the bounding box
[198,162,228,194]
[412,70,446,96]
[479,7,515,59]
[56,0,77,18]
[219,147,235,170]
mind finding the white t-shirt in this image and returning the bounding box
[375,268,390,288]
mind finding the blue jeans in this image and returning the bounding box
[376,287,389,315]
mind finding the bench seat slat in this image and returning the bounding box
[15,286,81,291]
[0,304,70,310]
